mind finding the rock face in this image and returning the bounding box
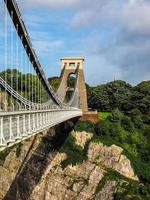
[0,119,77,200]
[0,130,138,200]
[29,131,138,200]
[0,138,36,199]
[95,181,117,200]
[88,142,138,180]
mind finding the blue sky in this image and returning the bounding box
[0,0,150,86]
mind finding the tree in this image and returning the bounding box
[87,80,150,114]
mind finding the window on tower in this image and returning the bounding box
[69,63,76,67]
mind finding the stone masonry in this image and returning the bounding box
[57,58,88,112]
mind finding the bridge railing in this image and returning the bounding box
[0,109,82,149]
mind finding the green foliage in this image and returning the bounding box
[48,76,60,91]
[97,120,121,138]
[134,81,150,96]
[60,133,89,168]
[0,69,49,103]
[115,182,150,200]
[67,75,76,88]
[108,153,150,200]
[87,85,110,111]
[95,169,144,199]
[0,149,10,161]
[87,80,150,114]
[93,109,150,187]
[130,109,144,129]
[88,80,132,112]
[121,115,134,132]
[109,109,123,122]
[130,109,142,118]
[0,143,23,162]
[95,175,108,194]
[65,107,150,198]
[15,143,22,157]
[74,120,96,134]
[98,112,111,120]
[143,126,150,143]
[142,114,150,125]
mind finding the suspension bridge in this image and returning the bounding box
[0,0,88,150]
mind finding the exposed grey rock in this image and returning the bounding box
[73,131,93,148]
[64,161,95,179]
[88,142,104,162]
[114,155,138,180]
[95,181,117,200]
[0,131,138,200]
[88,141,138,181]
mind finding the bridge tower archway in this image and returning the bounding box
[66,73,77,102]
[58,58,88,112]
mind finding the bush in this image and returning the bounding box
[117,129,128,143]
[96,120,110,136]
[125,150,150,184]
[130,109,142,118]
[128,132,145,146]
[133,115,144,129]
[143,126,150,142]
[135,162,150,184]
[142,114,150,125]
[114,182,150,200]
[74,120,96,134]
[97,120,123,142]
[109,108,123,122]
[138,148,150,163]
[121,115,134,132]
[130,109,144,129]
[60,134,88,167]
[123,143,138,158]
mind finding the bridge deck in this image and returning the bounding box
[0,109,82,150]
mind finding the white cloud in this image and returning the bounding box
[14,0,150,85]
[122,1,150,35]
[21,0,118,27]
[24,0,80,9]
[34,39,64,55]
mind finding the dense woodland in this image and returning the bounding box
[87,80,150,114]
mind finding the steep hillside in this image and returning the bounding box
[0,129,142,200]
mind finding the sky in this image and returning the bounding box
[0,0,150,86]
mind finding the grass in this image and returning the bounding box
[98,112,111,120]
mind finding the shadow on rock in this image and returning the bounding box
[3,118,78,200]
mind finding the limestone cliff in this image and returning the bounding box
[0,128,138,200]
[29,131,138,200]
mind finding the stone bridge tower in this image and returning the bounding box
[58,58,88,112]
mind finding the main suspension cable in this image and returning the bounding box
[4,0,8,111]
